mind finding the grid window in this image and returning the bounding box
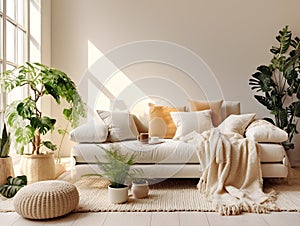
[0,0,29,126]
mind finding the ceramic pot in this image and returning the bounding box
[131,181,149,199]
[20,153,55,184]
[108,184,129,203]
[0,156,15,185]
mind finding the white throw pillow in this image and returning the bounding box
[170,110,213,140]
[218,113,256,135]
[97,110,139,142]
[69,120,108,143]
[245,119,288,143]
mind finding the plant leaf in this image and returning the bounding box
[0,176,27,198]
[30,116,56,135]
[254,95,273,110]
[42,141,57,151]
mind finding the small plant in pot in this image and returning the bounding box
[95,146,139,204]
[1,62,86,183]
[0,123,15,185]
[131,178,149,199]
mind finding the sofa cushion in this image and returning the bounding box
[220,101,240,121]
[218,113,256,135]
[188,99,223,126]
[97,110,139,142]
[69,120,108,143]
[245,119,288,143]
[72,140,199,164]
[148,103,186,139]
[72,140,286,164]
[170,110,213,140]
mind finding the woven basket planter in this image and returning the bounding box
[0,156,15,185]
[20,153,55,184]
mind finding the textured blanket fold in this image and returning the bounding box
[184,128,277,215]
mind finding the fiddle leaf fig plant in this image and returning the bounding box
[249,26,300,150]
[2,62,87,155]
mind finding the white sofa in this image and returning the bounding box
[70,101,289,179]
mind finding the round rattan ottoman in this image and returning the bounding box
[13,180,79,219]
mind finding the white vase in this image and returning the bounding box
[0,156,15,185]
[20,153,55,184]
[108,185,129,204]
[131,181,149,199]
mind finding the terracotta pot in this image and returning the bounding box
[20,153,55,184]
[131,181,149,199]
[108,184,129,204]
[0,156,15,185]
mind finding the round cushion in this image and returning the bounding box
[13,180,79,219]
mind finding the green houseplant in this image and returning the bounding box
[249,26,300,150]
[0,123,15,185]
[95,146,140,203]
[0,175,27,198]
[1,62,86,183]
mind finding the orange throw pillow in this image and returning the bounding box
[148,103,186,138]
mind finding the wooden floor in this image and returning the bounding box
[1,211,300,226]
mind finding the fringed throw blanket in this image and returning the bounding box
[184,128,277,215]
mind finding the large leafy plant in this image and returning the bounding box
[249,26,300,150]
[1,62,86,155]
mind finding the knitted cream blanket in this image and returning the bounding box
[185,128,276,215]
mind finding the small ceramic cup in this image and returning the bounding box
[137,133,149,143]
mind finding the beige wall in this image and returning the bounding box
[50,0,300,164]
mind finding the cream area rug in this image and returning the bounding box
[1,169,300,213]
[73,172,300,213]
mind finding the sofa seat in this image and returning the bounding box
[72,140,198,164]
[72,140,286,165]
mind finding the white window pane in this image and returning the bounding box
[7,87,25,104]
[6,68,25,105]
[6,21,16,63]
[5,65,25,105]
[0,0,3,13]
[17,29,25,64]
[0,16,2,59]
[6,64,14,71]
[17,0,25,26]
[6,0,16,20]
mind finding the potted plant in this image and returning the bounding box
[1,62,86,183]
[131,178,149,199]
[0,123,15,185]
[249,25,300,150]
[96,146,139,204]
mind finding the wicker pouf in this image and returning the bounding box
[13,180,79,219]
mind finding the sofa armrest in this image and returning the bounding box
[69,120,108,143]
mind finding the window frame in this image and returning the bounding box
[0,0,30,123]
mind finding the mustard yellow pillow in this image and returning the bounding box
[148,103,186,138]
[188,99,223,126]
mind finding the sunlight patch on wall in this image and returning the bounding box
[81,40,222,121]
[87,40,145,114]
